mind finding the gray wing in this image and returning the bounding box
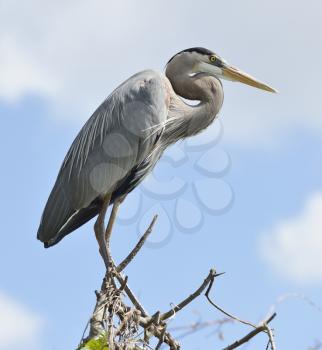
[37,70,169,247]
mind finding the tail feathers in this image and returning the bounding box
[37,194,103,248]
[37,183,75,246]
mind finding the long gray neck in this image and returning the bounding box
[162,62,224,146]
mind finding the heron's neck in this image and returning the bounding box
[163,67,224,144]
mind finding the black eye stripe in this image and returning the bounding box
[216,60,224,68]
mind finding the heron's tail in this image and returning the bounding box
[37,186,102,248]
[37,182,75,247]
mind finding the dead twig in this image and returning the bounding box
[205,277,257,328]
[264,321,276,350]
[160,268,219,321]
[82,197,279,350]
[205,274,277,350]
[117,215,158,272]
[155,327,167,350]
[113,262,149,317]
[222,313,276,350]
[169,318,232,340]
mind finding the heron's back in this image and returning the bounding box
[37,70,169,247]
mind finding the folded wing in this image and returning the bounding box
[37,70,169,247]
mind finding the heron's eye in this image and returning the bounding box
[209,55,217,63]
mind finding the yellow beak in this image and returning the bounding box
[222,65,277,93]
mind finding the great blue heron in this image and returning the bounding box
[37,47,276,249]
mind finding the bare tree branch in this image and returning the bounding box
[204,273,277,350]
[169,317,233,341]
[222,313,276,350]
[80,200,279,350]
[114,271,149,317]
[117,215,158,272]
[160,268,218,321]
[205,278,257,328]
[264,321,276,350]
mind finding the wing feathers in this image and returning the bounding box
[37,70,168,246]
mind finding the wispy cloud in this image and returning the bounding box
[259,193,322,284]
[0,291,43,350]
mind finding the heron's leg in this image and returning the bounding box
[103,197,123,267]
[105,199,121,241]
[94,193,112,271]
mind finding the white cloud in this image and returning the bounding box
[259,193,322,284]
[0,292,43,349]
[0,36,58,101]
[1,0,322,145]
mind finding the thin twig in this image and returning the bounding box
[78,319,90,348]
[169,318,232,340]
[205,278,257,328]
[169,318,231,332]
[117,215,158,272]
[160,268,217,321]
[155,327,167,350]
[145,311,161,329]
[115,309,137,336]
[264,322,276,350]
[118,275,128,292]
[139,318,180,350]
[111,258,149,317]
[205,276,277,350]
[222,313,276,350]
[266,292,322,319]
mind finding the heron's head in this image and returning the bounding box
[166,47,277,93]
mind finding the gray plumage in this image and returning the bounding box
[37,47,276,247]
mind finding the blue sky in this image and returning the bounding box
[1,1,322,349]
